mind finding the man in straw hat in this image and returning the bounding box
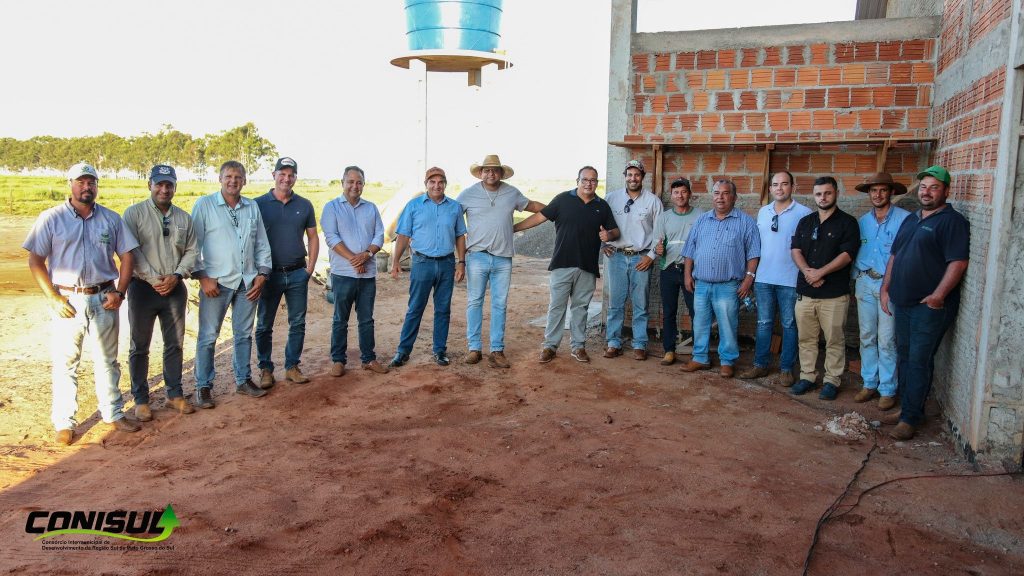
[851,172,910,411]
[457,154,545,369]
[881,165,969,440]
[24,162,141,445]
[389,167,467,368]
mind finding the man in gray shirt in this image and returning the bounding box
[652,177,703,365]
[457,154,544,369]
[122,164,198,421]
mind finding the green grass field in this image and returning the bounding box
[0,175,587,219]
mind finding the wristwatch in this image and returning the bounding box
[745,271,756,279]
[113,290,126,299]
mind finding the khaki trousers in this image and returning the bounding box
[795,294,849,386]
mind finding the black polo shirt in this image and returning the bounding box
[255,190,317,268]
[541,189,619,277]
[888,205,970,307]
[791,208,860,298]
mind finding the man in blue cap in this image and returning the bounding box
[881,165,970,440]
[122,164,198,421]
[24,162,140,445]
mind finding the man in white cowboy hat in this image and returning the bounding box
[457,154,545,369]
[23,162,141,445]
[851,172,911,411]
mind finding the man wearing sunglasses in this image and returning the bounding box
[738,171,811,385]
[603,159,663,360]
[122,165,198,421]
[790,176,860,400]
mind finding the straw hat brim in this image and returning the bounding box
[470,163,514,180]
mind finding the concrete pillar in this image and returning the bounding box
[606,0,636,190]
[971,0,1024,466]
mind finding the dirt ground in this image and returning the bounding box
[0,214,1022,575]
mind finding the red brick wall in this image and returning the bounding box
[625,39,937,196]
[933,0,1009,206]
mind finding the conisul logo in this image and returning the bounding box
[27,505,180,542]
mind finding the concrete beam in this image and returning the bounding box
[633,16,941,53]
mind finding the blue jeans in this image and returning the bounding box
[331,274,378,365]
[893,301,958,426]
[605,251,651,350]
[195,280,259,391]
[693,280,740,366]
[50,290,126,430]
[397,254,455,356]
[127,278,187,402]
[752,282,798,371]
[466,251,512,352]
[659,265,695,353]
[255,267,310,371]
[856,275,897,396]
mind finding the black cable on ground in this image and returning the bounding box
[802,439,880,576]
[802,437,1024,576]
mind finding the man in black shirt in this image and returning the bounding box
[881,165,969,440]
[514,166,619,363]
[790,176,860,400]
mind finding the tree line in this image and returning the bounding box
[0,123,277,179]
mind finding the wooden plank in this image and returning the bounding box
[760,143,775,205]
[875,139,893,172]
[653,144,663,195]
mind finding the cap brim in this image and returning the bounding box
[152,175,176,184]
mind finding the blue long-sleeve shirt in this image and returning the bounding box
[322,196,385,278]
[191,191,271,289]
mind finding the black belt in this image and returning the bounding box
[615,247,646,256]
[858,269,883,280]
[414,252,453,260]
[55,280,114,295]
[273,262,306,272]
[667,262,685,271]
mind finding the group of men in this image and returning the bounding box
[25,151,967,445]
[24,154,547,446]
[519,160,968,441]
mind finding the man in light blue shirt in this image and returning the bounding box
[389,167,467,367]
[24,162,140,445]
[321,165,388,376]
[681,180,760,377]
[738,171,811,385]
[191,160,273,408]
[852,172,911,410]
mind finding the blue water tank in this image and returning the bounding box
[404,0,504,53]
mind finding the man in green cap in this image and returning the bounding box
[881,165,970,440]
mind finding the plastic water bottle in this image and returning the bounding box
[741,295,755,311]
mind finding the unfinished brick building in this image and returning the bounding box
[605,0,1024,466]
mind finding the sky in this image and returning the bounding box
[0,0,855,184]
